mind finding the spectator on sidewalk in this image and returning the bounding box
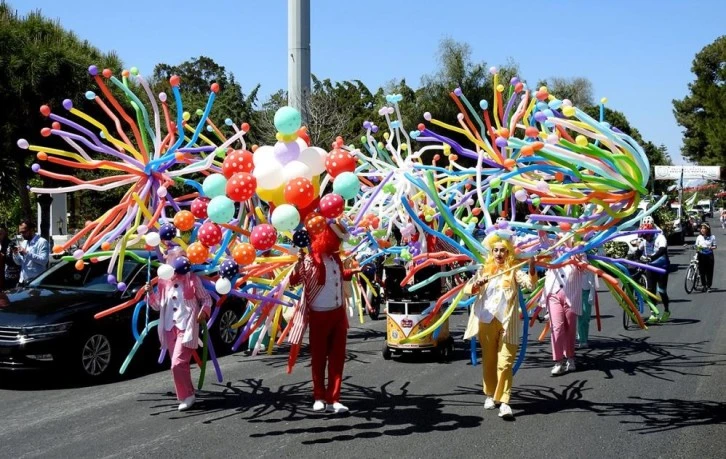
[11,220,49,285]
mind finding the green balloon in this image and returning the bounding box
[207,196,235,223]
[271,204,301,232]
[274,106,302,135]
[202,173,227,198]
[333,172,360,200]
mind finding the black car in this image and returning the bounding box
[0,252,245,382]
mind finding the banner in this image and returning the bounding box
[654,165,722,181]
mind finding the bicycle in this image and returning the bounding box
[684,248,702,294]
[623,267,649,330]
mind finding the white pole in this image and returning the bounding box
[288,0,311,122]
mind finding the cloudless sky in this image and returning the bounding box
[14,0,726,165]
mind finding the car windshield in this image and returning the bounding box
[29,258,139,292]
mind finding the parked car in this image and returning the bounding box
[0,252,245,382]
[696,199,713,218]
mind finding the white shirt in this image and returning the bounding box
[163,283,192,331]
[472,275,508,324]
[309,255,343,311]
[542,264,584,315]
[695,235,717,255]
[639,234,667,257]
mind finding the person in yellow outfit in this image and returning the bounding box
[464,233,536,420]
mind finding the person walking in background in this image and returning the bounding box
[695,223,717,292]
[11,220,49,285]
[720,208,726,230]
[577,268,596,349]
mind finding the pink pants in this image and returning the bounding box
[547,289,577,361]
[165,328,195,401]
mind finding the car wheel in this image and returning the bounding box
[382,344,392,360]
[210,305,241,353]
[77,331,114,381]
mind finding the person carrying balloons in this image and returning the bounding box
[542,248,586,376]
[287,221,361,414]
[635,217,671,323]
[463,233,536,420]
[144,247,212,411]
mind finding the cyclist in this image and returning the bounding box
[694,223,717,292]
[635,217,671,323]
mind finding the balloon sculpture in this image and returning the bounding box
[18,62,663,380]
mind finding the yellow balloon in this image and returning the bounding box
[563,106,576,117]
[575,135,588,147]
[257,184,286,206]
[496,84,505,93]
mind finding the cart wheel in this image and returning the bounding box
[382,344,392,360]
[439,338,454,362]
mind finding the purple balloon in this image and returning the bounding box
[62,99,73,110]
[31,163,40,173]
[88,65,98,76]
[117,282,127,292]
[273,141,300,165]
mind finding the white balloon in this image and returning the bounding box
[252,145,276,167]
[157,263,174,280]
[282,160,313,181]
[298,147,327,176]
[145,232,161,247]
[295,137,308,152]
[215,277,232,295]
[253,160,285,189]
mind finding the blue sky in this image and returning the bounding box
[15,0,726,165]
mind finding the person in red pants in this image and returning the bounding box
[288,222,360,414]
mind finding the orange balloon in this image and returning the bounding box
[74,260,85,271]
[101,242,112,251]
[187,242,209,264]
[504,158,516,169]
[232,242,256,265]
[173,210,195,232]
[304,212,327,235]
[52,245,64,254]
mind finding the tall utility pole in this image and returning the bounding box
[288,0,311,122]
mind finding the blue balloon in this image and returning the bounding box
[207,196,235,224]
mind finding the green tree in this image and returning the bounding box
[538,76,594,107]
[0,2,122,230]
[673,35,726,165]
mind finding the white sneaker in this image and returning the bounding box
[312,400,326,412]
[178,395,196,412]
[498,403,514,419]
[551,361,566,376]
[484,396,496,410]
[566,358,576,372]
[326,402,349,414]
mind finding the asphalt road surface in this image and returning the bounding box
[2,234,725,459]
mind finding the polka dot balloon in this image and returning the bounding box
[226,172,257,202]
[304,212,327,236]
[249,224,277,251]
[186,241,209,264]
[171,256,191,275]
[159,223,177,241]
[284,177,315,208]
[222,149,254,178]
[292,229,311,248]
[232,242,257,265]
[219,259,239,279]
[325,147,356,178]
[198,221,223,247]
[318,193,344,218]
[190,197,210,219]
[173,210,195,232]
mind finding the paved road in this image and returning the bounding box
[2,234,725,459]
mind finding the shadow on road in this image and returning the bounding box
[141,378,483,443]
[522,335,726,382]
[512,379,726,434]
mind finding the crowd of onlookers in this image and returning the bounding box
[0,220,50,290]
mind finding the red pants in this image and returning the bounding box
[165,328,195,401]
[308,306,348,404]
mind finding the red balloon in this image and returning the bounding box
[284,177,315,208]
[319,193,344,219]
[226,172,257,202]
[198,221,223,247]
[250,224,277,251]
[190,197,210,219]
[222,149,254,178]
[297,196,320,220]
[325,148,356,178]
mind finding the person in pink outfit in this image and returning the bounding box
[542,258,585,376]
[145,248,212,411]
